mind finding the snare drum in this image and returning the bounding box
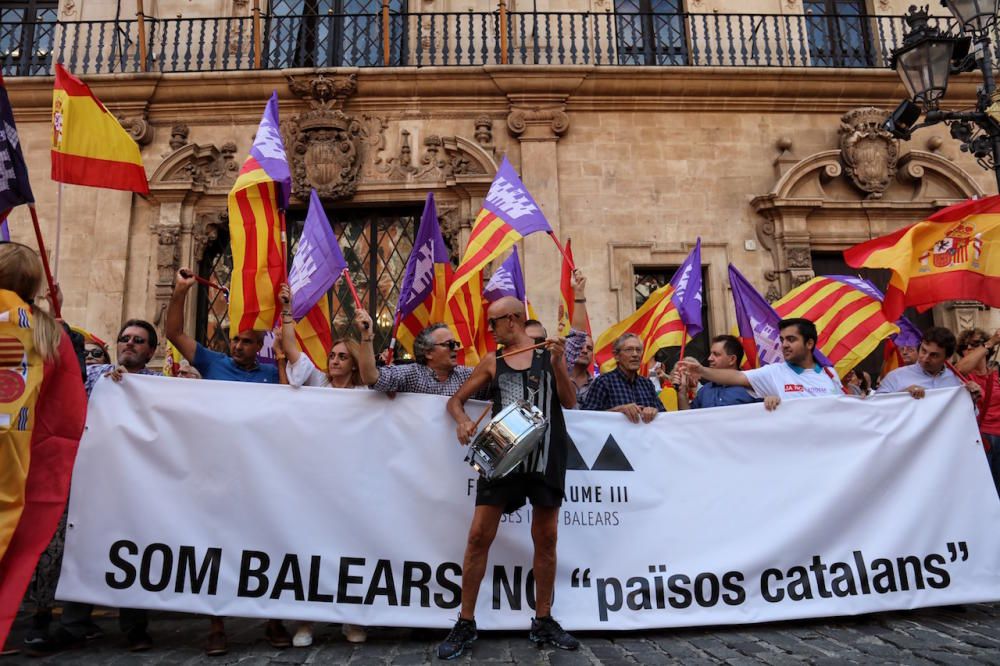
[465,400,548,480]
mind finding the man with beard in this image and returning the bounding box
[678,318,843,411]
[439,297,577,659]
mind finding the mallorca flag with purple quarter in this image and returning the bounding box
[0,73,34,241]
[395,193,453,357]
[447,157,551,301]
[228,92,291,337]
[594,241,702,373]
[772,275,898,377]
[845,195,1000,320]
[287,190,345,372]
[728,265,834,369]
[880,315,922,379]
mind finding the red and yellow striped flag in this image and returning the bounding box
[772,275,898,377]
[228,92,291,336]
[447,157,551,301]
[448,272,485,366]
[295,298,332,372]
[558,239,576,337]
[594,282,684,374]
[50,64,148,193]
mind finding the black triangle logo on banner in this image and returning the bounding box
[591,434,634,472]
[565,434,589,470]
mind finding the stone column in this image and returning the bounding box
[506,96,570,325]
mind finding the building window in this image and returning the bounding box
[633,266,708,369]
[0,1,57,77]
[266,0,405,68]
[197,206,421,357]
[287,205,419,354]
[804,0,875,67]
[615,0,687,66]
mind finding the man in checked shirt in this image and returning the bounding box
[580,332,664,423]
[371,323,487,399]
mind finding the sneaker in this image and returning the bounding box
[341,624,367,644]
[529,616,579,650]
[22,612,52,649]
[292,623,313,648]
[204,630,228,656]
[437,617,476,660]
[125,627,153,652]
[23,626,84,657]
[82,621,104,641]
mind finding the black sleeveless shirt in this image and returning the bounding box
[488,348,569,492]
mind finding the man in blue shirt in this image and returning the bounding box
[678,335,758,410]
[581,333,663,423]
[165,268,278,384]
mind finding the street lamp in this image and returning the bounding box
[885,2,1000,191]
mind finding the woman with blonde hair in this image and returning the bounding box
[0,242,64,363]
[276,284,378,647]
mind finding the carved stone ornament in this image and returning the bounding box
[182,143,240,190]
[150,142,241,193]
[155,226,180,284]
[507,107,569,140]
[364,122,491,185]
[285,74,367,201]
[839,106,899,199]
[193,211,228,264]
[118,115,153,146]
[474,116,493,147]
[786,246,812,269]
[169,124,190,151]
[286,74,358,111]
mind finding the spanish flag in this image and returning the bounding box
[772,276,898,378]
[228,92,291,336]
[845,195,1000,320]
[50,65,148,193]
[0,311,86,647]
[447,157,551,301]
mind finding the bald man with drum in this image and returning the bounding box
[440,296,578,660]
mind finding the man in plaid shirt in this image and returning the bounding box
[372,323,487,398]
[580,333,663,423]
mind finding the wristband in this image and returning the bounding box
[574,298,587,303]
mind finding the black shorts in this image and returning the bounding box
[475,473,563,514]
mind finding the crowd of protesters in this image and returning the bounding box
[2,241,998,658]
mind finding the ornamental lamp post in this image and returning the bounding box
[885,3,1000,191]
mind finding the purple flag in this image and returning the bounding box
[728,264,833,367]
[249,91,291,211]
[0,75,33,217]
[0,217,8,242]
[288,189,347,320]
[483,246,527,303]
[397,193,450,319]
[668,237,703,337]
[482,156,551,235]
[891,315,923,348]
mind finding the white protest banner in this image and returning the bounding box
[57,376,1000,630]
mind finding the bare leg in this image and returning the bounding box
[531,506,559,618]
[459,504,505,620]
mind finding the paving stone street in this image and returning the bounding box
[4,603,1000,664]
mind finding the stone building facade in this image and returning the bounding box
[2,0,997,365]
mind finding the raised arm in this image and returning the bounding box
[570,269,589,332]
[277,283,303,365]
[354,309,378,386]
[547,337,577,409]
[447,354,497,445]
[165,268,198,363]
[678,359,751,389]
[955,329,1000,374]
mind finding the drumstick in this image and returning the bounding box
[179,269,228,294]
[498,340,549,358]
[473,403,492,429]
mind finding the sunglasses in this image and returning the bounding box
[434,340,462,351]
[968,339,985,348]
[487,312,519,330]
[118,335,147,345]
[84,348,107,360]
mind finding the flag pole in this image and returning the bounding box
[385,310,402,365]
[547,231,575,270]
[678,329,688,361]
[53,183,63,282]
[27,204,61,319]
[342,268,365,311]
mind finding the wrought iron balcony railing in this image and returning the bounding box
[0,11,974,77]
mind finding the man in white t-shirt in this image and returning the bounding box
[678,318,843,411]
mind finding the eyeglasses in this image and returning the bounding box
[434,340,462,351]
[487,312,519,330]
[84,348,106,360]
[617,346,644,355]
[118,335,147,345]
